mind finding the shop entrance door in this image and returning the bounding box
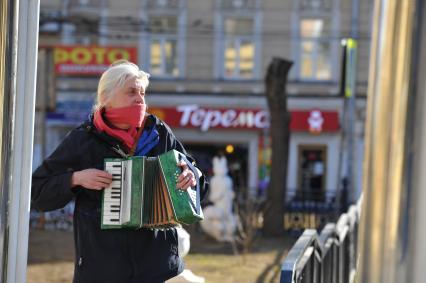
[297,145,327,201]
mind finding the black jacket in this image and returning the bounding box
[31,115,207,283]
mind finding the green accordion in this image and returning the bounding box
[101,149,203,229]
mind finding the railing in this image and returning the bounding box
[280,197,362,283]
[283,189,340,234]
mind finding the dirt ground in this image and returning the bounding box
[27,227,295,283]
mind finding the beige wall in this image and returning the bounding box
[39,0,373,96]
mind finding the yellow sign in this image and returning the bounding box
[53,46,138,75]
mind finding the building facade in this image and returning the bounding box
[36,0,373,227]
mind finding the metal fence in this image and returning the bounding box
[284,189,339,235]
[280,198,362,283]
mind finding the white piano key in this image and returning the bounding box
[102,207,120,213]
[103,201,121,206]
[102,212,121,217]
[105,187,121,192]
[102,218,120,226]
[104,195,121,201]
[104,183,121,190]
[103,213,119,219]
[105,162,121,167]
[102,211,120,216]
[102,215,120,220]
[105,164,121,170]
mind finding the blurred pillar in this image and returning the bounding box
[356,0,422,282]
[0,0,15,280]
[0,0,40,283]
[405,1,426,282]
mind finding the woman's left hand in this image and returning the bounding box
[176,160,196,191]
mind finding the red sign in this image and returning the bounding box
[54,46,138,75]
[149,105,340,132]
[291,110,340,133]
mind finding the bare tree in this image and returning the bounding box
[263,57,293,236]
[234,187,263,255]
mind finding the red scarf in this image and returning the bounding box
[93,104,146,149]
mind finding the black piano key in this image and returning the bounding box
[110,210,120,213]
[111,196,120,199]
[110,219,119,222]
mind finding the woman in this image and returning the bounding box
[31,61,207,283]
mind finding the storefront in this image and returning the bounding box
[147,104,340,203]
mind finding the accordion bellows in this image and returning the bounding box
[101,149,203,229]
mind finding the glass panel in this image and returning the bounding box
[301,56,314,78]
[148,16,178,34]
[239,41,254,78]
[145,0,180,9]
[224,18,253,36]
[300,0,331,11]
[316,41,332,80]
[220,0,257,10]
[300,39,331,80]
[300,18,331,38]
[224,40,237,77]
[302,41,314,53]
[164,40,179,76]
[150,40,162,75]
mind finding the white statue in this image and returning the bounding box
[200,156,238,242]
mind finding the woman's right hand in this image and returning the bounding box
[71,169,113,190]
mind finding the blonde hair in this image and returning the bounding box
[94,60,150,111]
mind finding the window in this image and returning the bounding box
[61,22,96,45]
[216,15,260,80]
[147,16,180,77]
[223,17,255,79]
[69,0,102,9]
[62,0,107,45]
[148,16,180,77]
[299,18,332,80]
[300,0,331,11]
[215,0,261,80]
[140,0,185,78]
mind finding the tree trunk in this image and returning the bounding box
[263,57,293,236]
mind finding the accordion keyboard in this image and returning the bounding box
[102,161,122,225]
